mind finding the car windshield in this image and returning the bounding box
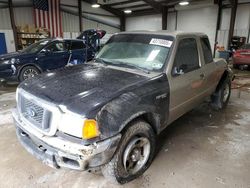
[96,34,173,72]
[21,40,51,54]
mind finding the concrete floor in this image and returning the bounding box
[0,70,250,188]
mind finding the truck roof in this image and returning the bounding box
[119,30,208,38]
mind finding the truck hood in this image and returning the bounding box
[19,63,152,115]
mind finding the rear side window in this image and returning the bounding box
[201,38,213,64]
[71,41,85,50]
[45,42,65,52]
[173,38,200,75]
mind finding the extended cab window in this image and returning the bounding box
[45,42,65,52]
[201,37,213,64]
[173,38,199,75]
[71,41,85,50]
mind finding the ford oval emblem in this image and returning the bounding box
[27,108,36,117]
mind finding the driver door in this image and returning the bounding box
[168,37,207,123]
[37,41,70,70]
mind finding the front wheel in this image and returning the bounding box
[211,77,231,110]
[101,120,156,184]
[19,66,40,82]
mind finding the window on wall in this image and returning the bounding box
[172,38,200,75]
[201,37,213,64]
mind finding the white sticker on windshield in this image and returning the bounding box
[150,38,172,48]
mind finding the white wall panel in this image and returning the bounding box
[14,7,34,26]
[61,0,120,34]
[221,8,231,30]
[0,8,11,29]
[62,11,79,32]
[167,12,177,31]
[177,5,218,49]
[234,4,250,38]
[126,14,162,31]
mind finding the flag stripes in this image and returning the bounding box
[33,0,62,38]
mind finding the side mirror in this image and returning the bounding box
[173,64,187,75]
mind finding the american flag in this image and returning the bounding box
[33,0,62,38]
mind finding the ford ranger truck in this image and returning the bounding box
[13,31,233,184]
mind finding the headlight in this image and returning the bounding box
[82,119,100,139]
[58,112,100,139]
[2,60,10,64]
[16,87,19,102]
[10,58,16,64]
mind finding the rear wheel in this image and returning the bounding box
[19,66,40,82]
[101,120,156,184]
[211,77,231,110]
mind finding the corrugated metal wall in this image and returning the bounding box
[62,11,79,32]
[62,11,120,38]
[14,7,34,26]
[0,8,11,29]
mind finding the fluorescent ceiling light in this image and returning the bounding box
[124,9,132,14]
[91,4,100,8]
[179,1,189,6]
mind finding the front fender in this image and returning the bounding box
[96,92,158,138]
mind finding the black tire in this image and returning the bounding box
[211,77,231,110]
[19,66,40,82]
[101,120,156,184]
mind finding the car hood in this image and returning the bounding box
[0,52,34,62]
[19,63,153,115]
[0,52,20,61]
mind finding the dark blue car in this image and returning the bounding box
[0,39,94,82]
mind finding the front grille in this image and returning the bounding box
[22,97,44,125]
[18,93,51,131]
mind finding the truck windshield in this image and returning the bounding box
[21,40,51,54]
[96,34,173,72]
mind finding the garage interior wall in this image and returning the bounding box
[0,8,15,53]
[0,0,120,53]
[126,3,250,50]
[61,0,120,39]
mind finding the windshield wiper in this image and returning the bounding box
[95,58,150,74]
[94,58,112,66]
[107,60,151,74]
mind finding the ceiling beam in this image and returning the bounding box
[128,8,156,17]
[117,4,150,10]
[106,0,142,7]
[82,0,123,17]
[0,0,8,4]
[142,0,163,12]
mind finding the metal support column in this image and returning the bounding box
[78,0,83,32]
[214,0,222,55]
[8,0,18,51]
[120,15,125,31]
[228,0,238,49]
[162,6,168,30]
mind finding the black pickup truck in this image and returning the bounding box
[13,31,233,184]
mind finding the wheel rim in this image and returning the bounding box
[23,68,39,80]
[223,83,230,103]
[123,137,151,175]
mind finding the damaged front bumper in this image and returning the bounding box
[13,109,121,171]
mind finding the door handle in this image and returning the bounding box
[200,73,205,79]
